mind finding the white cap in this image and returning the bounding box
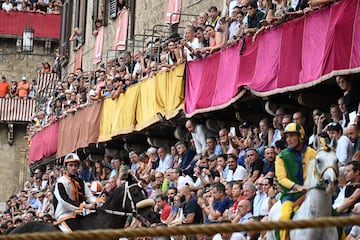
[22,76,26,80]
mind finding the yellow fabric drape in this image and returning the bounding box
[98,64,185,142]
[164,64,185,119]
[135,74,165,131]
[112,84,139,135]
[98,97,117,142]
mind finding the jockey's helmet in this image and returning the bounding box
[64,153,81,166]
[284,123,305,142]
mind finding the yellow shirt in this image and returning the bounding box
[275,146,316,190]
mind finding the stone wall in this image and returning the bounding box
[135,0,222,37]
[64,0,223,75]
[0,124,28,204]
[0,38,56,205]
[0,38,57,82]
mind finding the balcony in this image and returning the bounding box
[0,10,60,40]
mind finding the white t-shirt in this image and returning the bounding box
[228,0,241,16]
[177,175,194,188]
[212,232,246,240]
[226,165,247,182]
[2,2,13,11]
[336,135,354,166]
[185,37,202,62]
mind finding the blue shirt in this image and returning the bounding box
[253,191,267,216]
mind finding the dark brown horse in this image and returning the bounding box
[10,177,160,234]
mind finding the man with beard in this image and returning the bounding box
[178,185,203,225]
[262,146,276,177]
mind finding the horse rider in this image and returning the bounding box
[53,153,96,232]
[275,123,316,240]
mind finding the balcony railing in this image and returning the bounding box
[0,10,60,39]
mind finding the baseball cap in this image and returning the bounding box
[240,121,250,129]
[327,122,342,132]
[207,154,217,161]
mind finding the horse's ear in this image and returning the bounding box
[330,137,337,150]
[313,136,322,150]
[126,170,139,184]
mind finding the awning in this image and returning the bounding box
[185,0,360,117]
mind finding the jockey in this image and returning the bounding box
[53,153,96,232]
[275,123,316,240]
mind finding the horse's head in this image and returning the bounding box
[314,138,339,194]
[103,173,160,227]
[127,182,161,226]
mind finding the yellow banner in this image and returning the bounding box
[98,64,185,142]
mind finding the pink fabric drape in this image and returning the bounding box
[165,0,182,24]
[185,0,360,116]
[93,26,104,65]
[113,10,129,50]
[28,122,59,164]
[73,46,83,72]
[0,10,60,39]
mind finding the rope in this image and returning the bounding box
[2,215,360,240]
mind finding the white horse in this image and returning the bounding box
[267,141,339,240]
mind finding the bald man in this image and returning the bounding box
[178,185,203,224]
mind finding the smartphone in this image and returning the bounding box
[230,127,236,135]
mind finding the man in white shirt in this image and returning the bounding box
[226,154,247,182]
[327,122,354,166]
[2,0,13,12]
[156,147,173,173]
[185,119,209,155]
[182,25,202,62]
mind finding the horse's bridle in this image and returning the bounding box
[312,146,338,190]
[98,181,152,227]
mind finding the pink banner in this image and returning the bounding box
[185,0,360,116]
[93,26,104,65]
[73,45,83,72]
[0,10,60,39]
[28,122,59,164]
[165,0,182,24]
[113,10,129,50]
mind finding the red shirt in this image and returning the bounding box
[0,81,10,97]
[160,203,172,221]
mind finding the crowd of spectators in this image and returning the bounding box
[15,0,337,136]
[2,73,360,238]
[0,0,62,14]
[0,75,38,100]
[1,0,359,238]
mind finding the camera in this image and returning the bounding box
[198,166,206,171]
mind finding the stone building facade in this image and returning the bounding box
[63,0,222,75]
[0,125,28,208]
[0,20,59,204]
[0,38,56,83]
[0,0,222,204]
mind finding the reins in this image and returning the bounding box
[291,146,338,193]
[98,182,148,222]
[312,145,338,190]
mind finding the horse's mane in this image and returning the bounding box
[304,144,336,188]
[101,174,139,210]
[101,184,125,209]
[304,156,316,188]
[316,144,333,154]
